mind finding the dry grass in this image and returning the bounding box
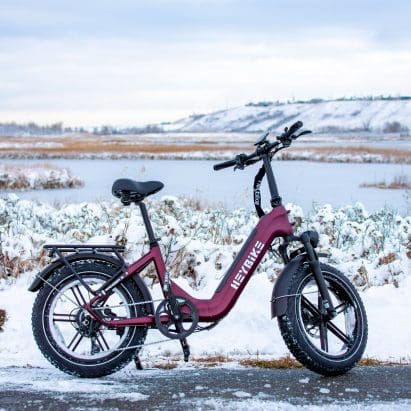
[239,356,303,369]
[378,253,397,265]
[360,175,411,190]
[1,135,409,163]
[192,355,231,363]
[290,145,410,159]
[0,135,246,155]
[192,355,232,367]
[239,356,409,369]
[358,357,410,366]
[134,355,410,370]
[153,361,179,370]
[0,249,48,279]
[124,355,411,370]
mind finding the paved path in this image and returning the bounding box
[0,365,410,410]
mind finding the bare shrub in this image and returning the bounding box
[360,175,411,190]
[0,309,7,330]
[383,121,409,134]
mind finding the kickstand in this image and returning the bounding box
[134,356,143,370]
[179,338,190,362]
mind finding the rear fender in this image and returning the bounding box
[271,253,328,318]
[28,252,154,315]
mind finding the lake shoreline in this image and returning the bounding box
[0,147,410,164]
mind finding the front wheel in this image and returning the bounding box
[278,263,367,376]
[32,260,148,378]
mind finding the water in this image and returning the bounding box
[1,159,410,214]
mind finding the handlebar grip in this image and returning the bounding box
[286,121,303,137]
[213,158,237,171]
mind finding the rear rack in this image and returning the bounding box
[43,244,127,294]
[43,244,125,256]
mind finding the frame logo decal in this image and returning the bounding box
[231,240,265,290]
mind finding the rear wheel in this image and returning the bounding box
[32,260,148,377]
[278,263,367,376]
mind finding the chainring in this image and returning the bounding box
[154,297,199,340]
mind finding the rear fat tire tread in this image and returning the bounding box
[277,263,368,376]
[31,260,148,378]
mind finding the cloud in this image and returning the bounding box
[0,24,410,126]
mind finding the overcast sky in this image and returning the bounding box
[0,0,410,127]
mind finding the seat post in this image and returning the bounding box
[138,202,158,247]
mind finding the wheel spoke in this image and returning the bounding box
[71,285,87,306]
[326,321,352,345]
[67,331,83,352]
[334,302,348,315]
[303,294,351,348]
[53,313,76,323]
[97,331,111,351]
[301,295,321,317]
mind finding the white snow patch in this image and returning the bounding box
[187,399,411,411]
[233,390,252,398]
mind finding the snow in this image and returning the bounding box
[232,390,252,398]
[0,196,410,367]
[161,99,411,133]
[0,163,82,190]
[0,367,149,400]
[186,399,411,410]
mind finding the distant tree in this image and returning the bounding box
[383,121,409,133]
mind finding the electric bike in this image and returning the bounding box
[29,121,368,377]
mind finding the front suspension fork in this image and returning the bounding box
[300,232,336,318]
[283,232,336,318]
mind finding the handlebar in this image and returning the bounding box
[213,120,310,171]
[213,152,258,171]
[213,158,238,171]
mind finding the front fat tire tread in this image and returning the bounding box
[278,263,367,376]
[279,314,353,376]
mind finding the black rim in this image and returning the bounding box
[296,271,362,359]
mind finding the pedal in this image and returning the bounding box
[179,337,190,362]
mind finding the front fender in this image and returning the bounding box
[28,252,154,315]
[271,253,328,318]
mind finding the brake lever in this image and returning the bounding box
[233,153,247,171]
[293,130,312,139]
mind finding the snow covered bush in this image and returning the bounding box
[0,163,82,190]
[0,195,409,290]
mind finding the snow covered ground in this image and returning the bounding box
[0,195,409,367]
[161,99,411,133]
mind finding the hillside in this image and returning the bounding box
[161,98,411,134]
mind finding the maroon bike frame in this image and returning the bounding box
[89,205,293,328]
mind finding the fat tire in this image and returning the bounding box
[278,263,367,376]
[32,260,148,378]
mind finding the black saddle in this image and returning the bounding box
[112,178,164,204]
